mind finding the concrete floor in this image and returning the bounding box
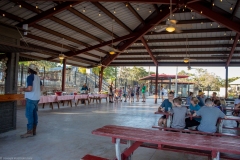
[0,99,237,160]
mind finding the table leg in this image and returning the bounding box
[212,151,220,160]
[167,114,172,127]
[127,140,133,160]
[57,102,59,109]
[42,103,45,109]
[70,100,72,107]
[217,119,224,133]
[115,138,121,160]
[50,102,53,110]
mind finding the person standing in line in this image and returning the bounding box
[20,64,43,138]
[142,83,146,102]
[119,87,123,101]
[160,86,165,101]
[108,83,114,103]
[127,85,131,102]
[130,86,135,102]
[136,85,140,102]
[186,92,193,105]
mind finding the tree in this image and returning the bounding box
[78,67,86,74]
[19,61,58,70]
[228,77,240,84]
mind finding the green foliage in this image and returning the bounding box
[228,77,240,83]
[78,67,86,74]
[19,61,57,70]
[119,66,149,81]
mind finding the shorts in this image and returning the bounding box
[131,93,134,97]
[161,92,164,95]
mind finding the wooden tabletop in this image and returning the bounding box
[92,125,240,155]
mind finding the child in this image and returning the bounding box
[130,87,135,102]
[158,92,174,127]
[127,85,131,102]
[123,87,127,102]
[185,97,201,129]
[169,97,188,129]
[119,87,123,101]
[193,98,226,133]
[214,99,222,111]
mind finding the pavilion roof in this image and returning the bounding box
[0,0,239,68]
[139,74,188,80]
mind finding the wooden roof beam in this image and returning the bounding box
[187,2,240,34]
[124,3,144,23]
[141,37,158,66]
[231,0,240,20]
[128,44,239,49]
[115,57,239,60]
[64,33,136,57]
[32,24,102,59]
[146,28,230,35]
[0,9,24,22]
[135,36,233,43]
[226,33,240,66]
[16,1,80,27]
[18,0,177,4]
[10,0,42,14]
[120,51,240,56]
[92,2,132,33]
[67,7,119,38]
[101,5,178,66]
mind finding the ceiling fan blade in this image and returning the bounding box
[174,27,182,33]
[169,19,178,25]
[176,24,192,28]
[155,27,167,33]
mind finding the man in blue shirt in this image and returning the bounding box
[193,98,226,133]
[20,64,43,138]
[158,92,174,127]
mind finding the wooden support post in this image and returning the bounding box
[150,80,152,95]
[20,65,23,86]
[225,66,228,99]
[5,53,19,94]
[98,67,104,92]
[155,65,158,104]
[61,59,66,91]
[43,66,45,86]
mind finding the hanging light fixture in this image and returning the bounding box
[83,7,86,12]
[125,3,128,7]
[109,51,115,55]
[98,11,101,16]
[59,54,65,60]
[70,4,72,7]
[113,8,116,14]
[19,4,22,8]
[36,4,38,9]
[166,26,175,32]
[183,58,189,63]
[137,5,139,10]
[230,4,233,10]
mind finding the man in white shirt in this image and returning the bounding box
[234,95,240,109]
[20,64,43,138]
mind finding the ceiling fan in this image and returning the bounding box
[184,36,196,64]
[94,56,106,68]
[155,0,191,33]
[109,20,120,55]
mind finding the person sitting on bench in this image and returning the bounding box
[185,97,201,129]
[158,92,174,127]
[193,98,226,133]
[169,97,188,129]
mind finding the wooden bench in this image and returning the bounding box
[81,154,109,160]
[152,125,240,137]
[92,125,240,160]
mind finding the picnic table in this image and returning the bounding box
[39,95,59,109]
[92,125,240,160]
[74,94,89,106]
[154,111,240,133]
[88,94,100,103]
[56,95,75,107]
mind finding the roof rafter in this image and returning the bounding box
[146,28,230,35]
[101,5,178,66]
[187,2,240,34]
[16,1,80,27]
[231,0,240,19]
[141,37,158,66]
[67,7,119,38]
[91,2,132,33]
[128,44,239,49]
[135,36,233,43]
[115,57,239,60]
[226,33,240,66]
[32,24,101,59]
[124,2,144,23]
[64,33,137,57]
[0,9,24,22]
[120,51,240,56]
